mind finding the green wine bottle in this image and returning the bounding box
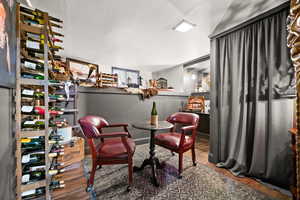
[21,137,45,151]
[22,161,45,173]
[150,101,158,125]
[21,151,45,164]
[22,171,45,184]
[21,58,44,71]
[21,187,45,199]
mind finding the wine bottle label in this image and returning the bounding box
[22,154,30,163]
[48,170,57,175]
[150,115,158,125]
[22,174,30,183]
[24,61,37,70]
[22,89,34,96]
[23,120,35,125]
[26,40,40,49]
[21,106,34,113]
[30,165,45,171]
[21,189,36,197]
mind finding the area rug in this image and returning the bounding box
[84,144,278,200]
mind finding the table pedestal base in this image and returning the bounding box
[133,130,162,187]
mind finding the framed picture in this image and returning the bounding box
[112,67,140,88]
[66,58,99,87]
[0,1,16,88]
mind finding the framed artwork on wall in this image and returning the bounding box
[112,67,140,88]
[66,58,99,87]
[0,1,16,88]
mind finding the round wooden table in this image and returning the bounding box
[132,121,173,187]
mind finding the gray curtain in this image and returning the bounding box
[210,8,293,188]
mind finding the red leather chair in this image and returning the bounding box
[78,115,136,192]
[154,112,199,177]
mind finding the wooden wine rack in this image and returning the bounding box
[15,4,80,200]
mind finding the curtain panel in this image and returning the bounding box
[210,8,293,188]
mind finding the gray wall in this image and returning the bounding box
[77,89,188,143]
[0,87,15,200]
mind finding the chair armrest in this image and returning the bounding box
[181,125,197,133]
[97,132,129,138]
[105,123,129,128]
[104,123,132,138]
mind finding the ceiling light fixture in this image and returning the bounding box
[173,20,196,33]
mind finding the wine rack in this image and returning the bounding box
[15,4,79,200]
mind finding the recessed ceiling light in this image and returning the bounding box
[173,20,196,33]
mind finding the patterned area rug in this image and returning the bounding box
[85,144,277,200]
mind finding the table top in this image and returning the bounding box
[132,121,173,131]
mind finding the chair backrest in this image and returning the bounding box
[78,115,110,161]
[167,112,199,141]
[78,115,109,138]
[167,112,199,126]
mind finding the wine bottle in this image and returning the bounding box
[21,151,45,164]
[48,152,64,158]
[50,162,64,170]
[51,180,64,186]
[49,134,64,141]
[21,118,45,130]
[22,171,45,184]
[22,14,63,29]
[26,32,63,43]
[20,6,63,23]
[49,168,65,176]
[21,106,64,116]
[21,58,44,71]
[26,49,62,60]
[21,71,44,80]
[21,137,44,151]
[49,94,65,101]
[22,162,45,173]
[22,39,60,53]
[51,183,65,190]
[22,137,58,151]
[21,106,44,115]
[21,187,45,199]
[150,101,158,125]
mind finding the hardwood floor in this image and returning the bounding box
[189,135,291,200]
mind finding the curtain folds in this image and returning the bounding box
[211,8,293,188]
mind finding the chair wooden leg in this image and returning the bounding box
[87,163,97,192]
[192,147,196,166]
[127,158,133,192]
[178,153,183,178]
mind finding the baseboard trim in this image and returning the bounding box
[134,137,150,145]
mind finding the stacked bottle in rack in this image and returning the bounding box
[16,4,77,200]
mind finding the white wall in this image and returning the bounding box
[152,65,184,92]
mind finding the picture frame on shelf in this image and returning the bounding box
[66,58,99,87]
[112,67,140,88]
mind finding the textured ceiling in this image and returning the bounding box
[24,0,232,72]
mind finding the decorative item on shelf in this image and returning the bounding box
[49,60,71,81]
[156,78,168,89]
[67,58,99,87]
[186,96,205,113]
[149,79,157,88]
[98,72,118,88]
